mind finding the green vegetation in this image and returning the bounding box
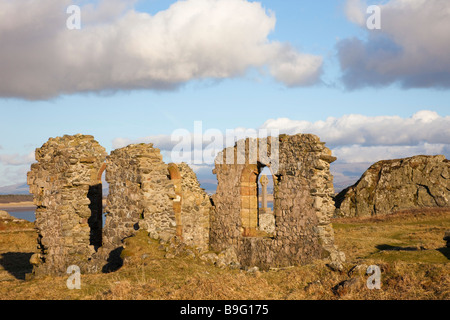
[0,208,448,300]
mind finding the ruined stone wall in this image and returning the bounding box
[210,134,344,270]
[335,155,450,217]
[27,134,107,275]
[210,156,244,251]
[103,144,176,251]
[102,146,211,261]
[27,132,344,274]
[177,163,211,252]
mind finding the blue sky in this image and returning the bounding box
[0,0,449,191]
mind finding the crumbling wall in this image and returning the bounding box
[210,134,344,270]
[27,132,343,275]
[177,163,211,252]
[103,143,176,251]
[27,134,107,276]
[102,146,211,265]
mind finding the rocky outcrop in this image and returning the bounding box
[0,210,28,223]
[0,210,13,220]
[335,155,450,218]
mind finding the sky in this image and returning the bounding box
[0,0,450,192]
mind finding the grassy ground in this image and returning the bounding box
[0,208,448,300]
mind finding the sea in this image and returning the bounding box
[0,207,35,222]
[2,201,274,224]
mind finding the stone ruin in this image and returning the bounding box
[210,134,344,270]
[27,133,345,276]
[27,135,107,275]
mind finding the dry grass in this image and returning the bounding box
[0,208,449,300]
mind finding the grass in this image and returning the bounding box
[332,208,450,264]
[0,208,449,300]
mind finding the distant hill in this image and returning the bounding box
[0,182,109,196]
[0,183,30,195]
[0,194,33,203]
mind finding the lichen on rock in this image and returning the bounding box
[335,155,450,218]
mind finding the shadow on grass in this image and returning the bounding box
[0,252,33,280]
[376,244,420,252]
[436,247,450,260]
[102,247,124,273]
[376,244,450,262]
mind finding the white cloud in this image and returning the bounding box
[339,0,450,89]
[262,109,450,189]
[332,143,450,164]
[0,152,35,166]
[0,165,30,189]
[0,151,35,187]
[268,44,323,87]
[345,0,366,26]
[0,0,322,100]
[261,110,450,147]
[111,110,450,191]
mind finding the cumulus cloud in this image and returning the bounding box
[112,125,279,167]
[0,166,30,189]
[338,0,450,89]
[0,0,322,100]
[112,110,450,160]
[0,152,35,166]
[261,110,450,148]
[345,0,367,25]
[0,151,35,187]
[332,143,450,164]
[111,110,450,191]
[262,109,450,189]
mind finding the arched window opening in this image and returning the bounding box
[257,166,276,236]
[258,166,274,214]
[241,163,277,238]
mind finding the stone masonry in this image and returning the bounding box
[103,143,176,250]
[176,163,211,251]
[27,137,212,275]
[210,134,345,270]
[27,134,107,276]
[27,133,345,275]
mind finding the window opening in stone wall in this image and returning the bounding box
[88,163,106,250]
[257,166,275,236]
[240,164,259,237]
[101,166,108,228]
[241,163,277,238]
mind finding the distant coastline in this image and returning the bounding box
[0,202,36,212]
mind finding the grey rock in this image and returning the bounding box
[336,155,450,217]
